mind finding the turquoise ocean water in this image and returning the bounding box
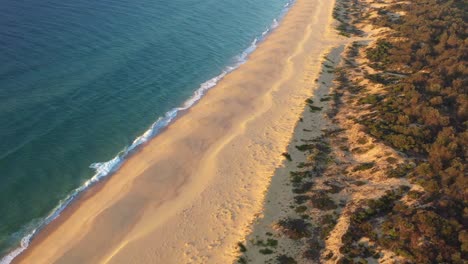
[0,0,293,262]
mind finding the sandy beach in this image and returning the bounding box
[14,0,342,263]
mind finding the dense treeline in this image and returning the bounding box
[342,0,467,263]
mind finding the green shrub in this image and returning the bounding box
[353,162,375,172]
[237,242,247,252]
[276,255,297,264]
[277,218,311,239]
[259,248,274,255]
[295,205,308,213]
[309,192,337,210]
[282,152,292,161]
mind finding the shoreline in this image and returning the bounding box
[14,0,342,263]
[2,2,294,262]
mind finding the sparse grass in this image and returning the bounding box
[354,180,367,186]
[295,205,308,213]
[255,238,278,247]
[386,156,398,164]
[282,152,292,161]
[237,256,247,264]
[294,195,310,205]
[387,163,414,178]
[309,105,323,112]
[320,213,338,239]
[305,98,323,112]
[290,171,312,186]
[296,144,314,151]
[356,137,368,145]
[351,147,369,154]
[358,94,383,105]
[324,56,334,63]
[293,181,314,194]
[237,242,247,252]
[266,238,278,247]
[309,192,338,210]
[291,174,302,185]
[325,182,344,194]
[277,218,311,239]
[259,248,274,255]
[353,162,375,172]
[276,255,297,264]
[407,190,423,200]
[339,146,350,151]
[297,162,310,168]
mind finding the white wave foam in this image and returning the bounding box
[0,1,295,263]
[0,233,33,264]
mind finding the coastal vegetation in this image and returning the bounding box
[237,0,466,263]
[335,0,467,263]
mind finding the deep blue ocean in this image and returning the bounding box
[0,0,292,261]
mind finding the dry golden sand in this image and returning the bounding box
[14,0,343,263]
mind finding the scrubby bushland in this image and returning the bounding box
[343,0,467,263]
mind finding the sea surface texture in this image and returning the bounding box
[0,0,291,259]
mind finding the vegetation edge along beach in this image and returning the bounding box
[236,0,466,263]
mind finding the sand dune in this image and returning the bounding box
[14,0,341,263]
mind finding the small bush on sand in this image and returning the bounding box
[237,242,247,252]
[294,195,310,204]
[325,181,344,194]
[266,238,278,247]
[354,180,366,186]
[304,238,322,260]
[292,181,314,194]
[259,248,274,255]
[295,205,308,213]
[309,105,323,112]
[296,144,314,151]
[356,137,368,145]
[320,213,338,239]
[309,192,338,210]
[352,162,375,172]
[386,156,398,164]
[387,163,413,178]
[277,218,311,239]
[276,254,297,264]
[282,152,292,161]
[237,256,247,264]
